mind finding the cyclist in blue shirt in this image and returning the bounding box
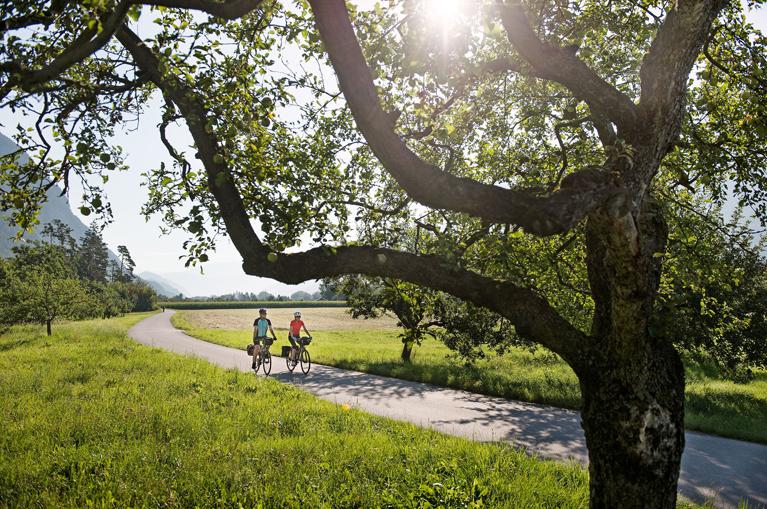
[252,308,278,370]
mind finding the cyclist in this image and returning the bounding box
[252,308,278,370]
[288,310,311,363]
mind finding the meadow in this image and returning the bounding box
[159,300,346,310]
[0,313,595,508]
[173,308,767,444]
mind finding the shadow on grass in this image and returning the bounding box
[686,390,766,420]
[273,362,589,464]
[0,337,35,352]
[274,362,767,508]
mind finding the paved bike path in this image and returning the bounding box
[128,311,767,508]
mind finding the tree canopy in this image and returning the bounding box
[2,0,766,507]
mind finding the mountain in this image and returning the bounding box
[138,271,185,298]
[0,132,117,260]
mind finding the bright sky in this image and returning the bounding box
[1,3,765,296]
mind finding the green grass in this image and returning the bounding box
[0,313,594,508]
[160,300,346,310]
[172,312,767,445]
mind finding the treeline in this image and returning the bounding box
[160,301,346,310]
[0,220,156,335]
[163,280,346,302]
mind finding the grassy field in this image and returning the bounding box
[178,307,398,331]
[0,313,596,508]
[173,309,767,444]
[159,300,346,310]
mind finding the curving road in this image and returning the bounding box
[128,310,767,508]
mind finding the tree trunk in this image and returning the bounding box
[401,340,413,362]
[581,195,685,508]
[579,344,685,508]
[46,319,52,336]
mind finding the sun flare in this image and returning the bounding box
[424,0,466,29]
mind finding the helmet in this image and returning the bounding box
[258,308,267,314]
[293,310,302,317]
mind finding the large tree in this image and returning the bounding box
[2,0,766,507]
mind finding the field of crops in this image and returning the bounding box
[178,307,399,331]
[159,300,346,310]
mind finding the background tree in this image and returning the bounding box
[40,219,76,254]
[257,291,275,301]
[76,227,108,283]
[328,276,440,362]
[116,244,136,282]
[655,202,767,378]
[125,281,157,312]
[318,280,346,301]
[99,281,136,318]
[16,272,93,335]
[0,256,23,332]
[2,0,766,507]
[2,244,93,335]
[289,290,313,301]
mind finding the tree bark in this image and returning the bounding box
[46,319,52,336]
[578,345,685,508]
[401,340,413,363]
[580,196,684,508]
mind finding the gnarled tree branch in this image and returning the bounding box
[639,0,727,152]
[498,3,639,138]
[2,0,265,96]
[139,0,263,19]
[7,1,133,93]
[116,23,589,366]
[243,245,588,365]
[116,24,265,261]
[309,0,624,236]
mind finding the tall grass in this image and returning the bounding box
[0,314,593,508]
[172,312,767,444]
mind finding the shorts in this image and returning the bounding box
[287,334,299,348]
[254,336,273,346]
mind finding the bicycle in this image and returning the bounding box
[248,337,273,376]
[286,336,312,374]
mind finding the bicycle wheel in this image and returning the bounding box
[300,348,311,374]
[262,351,272,376]
[253,353,261,374]
[286,351,296,372]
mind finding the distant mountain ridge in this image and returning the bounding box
[137,272,185,298]
[0,132,117,260]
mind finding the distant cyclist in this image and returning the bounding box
[252,308,277,370]
[288,310,311,363]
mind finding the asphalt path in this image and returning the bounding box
[128,311,767,508]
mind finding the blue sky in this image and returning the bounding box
[1,3,765,296]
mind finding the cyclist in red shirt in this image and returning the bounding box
[288,310,311,362]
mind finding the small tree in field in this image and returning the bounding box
[2,245,93,335]
[328,276,439,362]
[15,272,92,335]
[2,0,766,506]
